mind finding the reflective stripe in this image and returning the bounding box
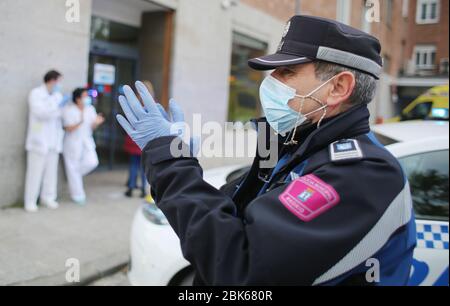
[313,182,413,285]
[317,46,382,78]
[254,57,308,64]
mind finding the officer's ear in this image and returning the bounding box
[326,71,356,107]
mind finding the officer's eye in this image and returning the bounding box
[279,67,295,76]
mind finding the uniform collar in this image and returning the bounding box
[285,104,371,170]
[252,104,371,172]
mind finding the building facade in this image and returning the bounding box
[243,0,449,118]
[0,0,448,207]
[0,0,286,207]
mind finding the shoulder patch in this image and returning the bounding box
[278,174,340,222]
[329,139,363,164]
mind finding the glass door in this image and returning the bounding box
[88,54,137,169]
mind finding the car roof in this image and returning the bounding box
[372,120,449,143]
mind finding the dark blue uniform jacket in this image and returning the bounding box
[143,104,416,286]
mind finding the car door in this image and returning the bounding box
[398,150,449,286]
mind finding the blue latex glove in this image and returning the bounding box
[116,81,186,150]
[154,102,201,157]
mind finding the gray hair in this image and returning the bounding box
[313,61,378,105]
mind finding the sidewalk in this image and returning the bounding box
[0,152,254,286]
[0,169,141,286]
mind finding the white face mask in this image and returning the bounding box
[83,96,93,106]
[259,75,337,143]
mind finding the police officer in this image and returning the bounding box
[117,15,416,286]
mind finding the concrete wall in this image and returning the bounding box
[0,0,92,207]
[0,0,284,207]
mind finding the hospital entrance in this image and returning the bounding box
[88,1,173,169]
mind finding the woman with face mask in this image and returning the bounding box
[62,88,105,205]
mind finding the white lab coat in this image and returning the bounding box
[62,104,99,201]
[25,85,64,154]
[24,85,64,209]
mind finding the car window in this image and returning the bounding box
[399,150,449,221]
[406,102,432,120]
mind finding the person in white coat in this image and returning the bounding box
[62,88,104,205]
[24,70,65,213]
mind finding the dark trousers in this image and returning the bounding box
[127,155,146,192]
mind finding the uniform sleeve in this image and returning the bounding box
[144,136,269,285]
[29,89,61,120]
[143,136,406,285]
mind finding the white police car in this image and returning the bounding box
[128,121,449,286]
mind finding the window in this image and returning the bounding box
[440,59,449,75]
[90,16,140,47]
[414,45,437,70]
[404,102,433,120]
[228,33,267,123]
[416,0,440,24]
[399,150,449,221]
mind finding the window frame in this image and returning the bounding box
[416,0,440,24]
[227,32,268,123]
[414,45,437,70]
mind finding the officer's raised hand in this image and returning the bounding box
[116,81,185,150]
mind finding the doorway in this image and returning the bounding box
[88,54,137,169]
[88,10,174,169]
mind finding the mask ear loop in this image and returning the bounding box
[283,96,305,146]
[317,105,327,128]
[283,75,337,146]
[308,96,328,128]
